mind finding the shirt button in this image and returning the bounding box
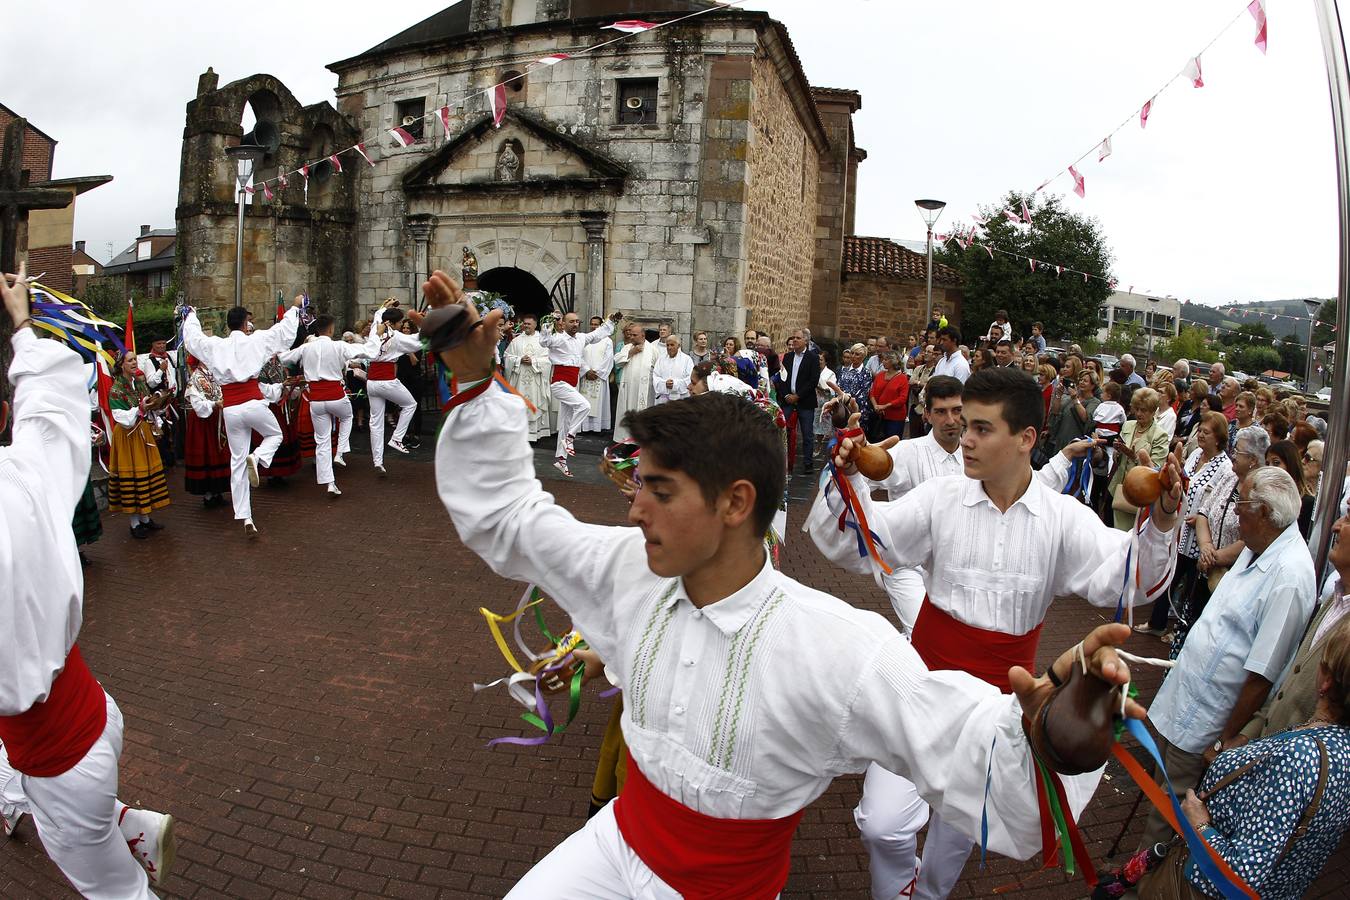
[684,659,696,667]
[674,706,685,716]
[691,610,702,619]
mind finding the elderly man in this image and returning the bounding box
[864,336,889,378]
[1119,353,1146,389]
[779,329,822,474]
[1208,360,1226,388]
[1139,465,1315,848]
[651,335,694,405]
[1171,358,1191,393]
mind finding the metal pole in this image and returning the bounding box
[1307,310,1316,391]
[1310,0,1350,575]
[924,226,934,327]
[233,184,245,308]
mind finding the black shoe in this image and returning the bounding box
[144,518,164,531]
[130,524,151,540]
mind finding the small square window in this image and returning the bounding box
[617,78,658,125]
[395,98,426,142]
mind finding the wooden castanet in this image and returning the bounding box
[1122,466,1162,508]
[854,442,894,481]
[1027,659,1121,775]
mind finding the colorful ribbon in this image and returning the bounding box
[824,428,892,575]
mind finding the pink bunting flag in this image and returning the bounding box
[1140,98,1153,128]
[984,245,994,260]
[537,53,570,65]
[1004,209,1021,223]
[389,126,416,147]
[1055,265,1063,276]
[606,19,658,33]
[1029,258,1037,272]
[439,106,454,139]
[972,214,988,226]
[1069,165,1085,198]
[328,154,343,173]
[262,182,274,201]
[1184,56,1204,88]
[490,83,507,127]
[1020,200,1032,224]
[1097,136,1112,162]
[1249,0,1267,54]
[243,185,255,195]
[277,170,288,189]
[355,143,375,167]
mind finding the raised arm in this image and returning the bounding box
[808,471,938,576]
[5,328,89,520]
[181,309,223,369]
[581,317,616,346]
[258,305,301,356]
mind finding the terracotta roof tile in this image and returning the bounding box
[844,236,962,285]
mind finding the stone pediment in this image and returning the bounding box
[401,110,629,196]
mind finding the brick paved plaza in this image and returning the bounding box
[3,432,1347,899]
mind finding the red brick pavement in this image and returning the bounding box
[3,443,1347,899]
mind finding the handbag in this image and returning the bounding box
[1205,566,1230,594]
[1137,737,1328,900]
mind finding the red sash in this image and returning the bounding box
[368,361,397,381]
[0,645,106,777]
[613,751,803,899]
[308,380,345,401]
[220,379,264,407]
[911,600,1042,693]
[551,365,580,387]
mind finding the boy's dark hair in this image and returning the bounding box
[925,375,963,403]
[312,314,335,335]
[962,367,1044,434]
[623,392,784,535]
[937,325,962,345]
[226,306,251,331]
[691,360,716,384]
[383,307,406,326]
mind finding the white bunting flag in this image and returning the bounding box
[537,53,570,66]
[439,106,454,140]
[1083,272,1089,283]
[984,245,994,260]
[1021,200,1032,224]
[1097,136,1112,162]
[300,164,309,202]
[606,20,658,33]
[277,170,288,189]
[1184,56,1204,88]
[355,143,375,167]
[1249,0,1267,54]
[1069,165,1085,198]
[328,154,343,173]
[262,182,274,201]
[1055,265,1063,277]
[1029,258,1037,272]
[389,126,416,147]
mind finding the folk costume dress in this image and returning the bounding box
[107,370,170,516]
[437,382,1077,899]
[253,377,302,479]
[183,361,231,499]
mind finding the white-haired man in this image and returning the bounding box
[1139,465,1316,848]
[1119,353,1145,389]
[1171,358,1191,393]
[1208,360,1226,388]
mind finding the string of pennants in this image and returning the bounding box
[241,0,746,199]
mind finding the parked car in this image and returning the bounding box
[1091,354,1119,371]
[1317,387,1334,402]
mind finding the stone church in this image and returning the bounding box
[176,0,960,342]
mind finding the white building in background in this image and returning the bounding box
[1097,291,1181,356]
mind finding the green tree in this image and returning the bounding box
[1154,325,1218,364]
[1102,322,1140,358]
[1219,322,1275,347]
[936,192,1113,343]
[1312,297,1336,347]
[1227,344,1281,376]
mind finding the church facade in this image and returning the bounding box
[176,0,872,342]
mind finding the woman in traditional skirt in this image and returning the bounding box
[108,350,170,538]
[183,355,230,508]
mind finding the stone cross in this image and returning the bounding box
[0,118,71,416]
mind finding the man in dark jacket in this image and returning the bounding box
[778,329,821,474]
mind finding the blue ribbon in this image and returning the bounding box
[1062,456,1092,504]
[1123,718,1251,900]
[1113,541,1134,624]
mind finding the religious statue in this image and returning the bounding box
[495,141,522,183]
[462,246,479,281]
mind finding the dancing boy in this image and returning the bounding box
[281,315,371,496]
[540,310,621,476]
[364,300,422,473]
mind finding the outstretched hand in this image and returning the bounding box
[421,269,501,382]
[1151,451,1184,527]
[830,410,899,475]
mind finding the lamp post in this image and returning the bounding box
[1304,298,1321,391]
[225,144,265,309]
[1146,296,1160,362]
[915,199,946,328]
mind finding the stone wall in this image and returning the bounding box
[808,89,859,342]
[741,54,817,343]
[837,274,963,344]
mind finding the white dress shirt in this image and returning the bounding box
[933,350,971,383]
[810,472,1178,635]
[280,335,371,382]
[652,350,694,403]
[1,331,88,715]
[138,352,177,393]
[183,308,300,385]
[540,321,616,368]
[366,310,423,362]
[435,386,1082,857]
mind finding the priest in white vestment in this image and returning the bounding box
[611,322,659,443]
[579,315,613,432]
[651,335,694,405]
[503,314,552,441]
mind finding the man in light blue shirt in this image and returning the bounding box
[1139,466,1315,848]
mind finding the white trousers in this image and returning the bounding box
[855,764,973,900]
[224,399,281,521]
[308,397,352,486]
[506,801,683,899]
[0,693,155,900]
[550,381,590,459]
[367,379,416,467]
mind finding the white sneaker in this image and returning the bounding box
[244,518,258,539]
[2,807,22,839]
[388,438,409,454]
[327,483,342,498]
[118,804,176,885]
[333,453,346,467]
[376,464,387,477]
[553,459,573,478]
[245,454,260,487]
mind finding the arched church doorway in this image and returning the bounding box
[477,267,550,319]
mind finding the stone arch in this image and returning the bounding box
[469,236,570,297]
[478,267,550,319]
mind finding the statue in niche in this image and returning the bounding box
[495,140,522,182]
[462,246,479,280]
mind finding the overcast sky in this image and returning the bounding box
[2,0,1338,305]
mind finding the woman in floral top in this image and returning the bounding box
[835,343,873,434]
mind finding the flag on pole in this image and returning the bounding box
[1098,136,1112,162]
[355,143,375,166]
[536,53,570,65]
[125,297,136,355]
[1140,98,1154,128]
[606,20,657,33]
[1248,0,1267,54]
[389,126,416,147]
[328,154,343,173]
[490,83,508,127]
[1184,56,1204,88]
[1069,165,1085,198]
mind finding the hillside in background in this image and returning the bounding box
[1182,298,1332,340]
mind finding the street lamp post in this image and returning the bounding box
[1305,298,1320,391]
[915,199,946,328]
[1146,296,1160,363]
[224,144,265,309]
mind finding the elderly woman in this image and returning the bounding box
[1138,411,1233,636]
[1267,439,1316,538]
[1229,390,1256,456]
[1108,386,1171,530]
[869,351,910,440]
[1304,439,1325,499]
[907,345,936,439]
[107,350,171,538]
[1045,368,1100,457]
[1155,381,1179,440]
[836,343,874,434]
[1176,377,1211,442]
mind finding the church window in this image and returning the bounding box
[617,78,658,125]
[395,98,426,142]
